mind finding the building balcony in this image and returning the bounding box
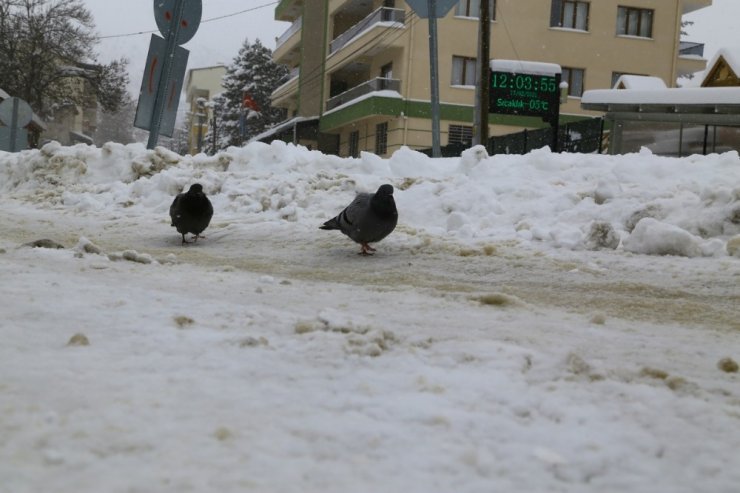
[326,77,401,111]
[677,41,707,78]
[271,67,300,106]
[274,17,302,65]
[275,0,303,22]
[681,0,711,14]
[679,41,704,57]
[329,7,405,55]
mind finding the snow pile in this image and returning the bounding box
[1,140,739,257]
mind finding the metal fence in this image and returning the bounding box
[419,117,604,157]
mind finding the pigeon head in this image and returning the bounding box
[376,184,394,196]
[188,183,204,195]
[371,184,397,217]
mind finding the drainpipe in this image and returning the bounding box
[670,3,680,86]
[403,4,415,147]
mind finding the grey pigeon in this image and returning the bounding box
[320,184,398,255]
[169,183,213,245]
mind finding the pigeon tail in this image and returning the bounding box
[319,217,341,230]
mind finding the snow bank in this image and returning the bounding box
[1,141,739,257]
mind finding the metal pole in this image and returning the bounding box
[428,0,441,157]
[9,98,18,152]
[474,0,490,147]
[212,110,217,153]
[147,0,185,149]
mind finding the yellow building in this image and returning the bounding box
[268,0,711,156]
[42,77,97,146]
[184,65,227,155]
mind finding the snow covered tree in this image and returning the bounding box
[203,38,288,153]
[0,0,128,117]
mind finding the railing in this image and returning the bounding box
[272,67,300,96]
[679,41,704,57]
[326,78,401,111]
[276,16,302,50]
[329,7,404,54]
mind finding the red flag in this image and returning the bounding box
[242,93,260,111]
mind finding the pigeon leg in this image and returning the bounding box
[359,243,375,255]
[181,234,192,245]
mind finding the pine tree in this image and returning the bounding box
[204,38,288,153]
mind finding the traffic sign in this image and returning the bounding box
[135,0,201,149]
[154,0,201,45]
[405,0,458,19]
[0,97,33,152]
[134,34,189,137]
[0,97,32,127]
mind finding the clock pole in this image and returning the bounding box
[474,0,491,147]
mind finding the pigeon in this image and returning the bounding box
[320,184,398,255]
[169,183,213,245]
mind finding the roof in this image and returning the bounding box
[0,87,47,131]
[582,86,740,108]
[614,75,667,90]
[580,86,740,125]
[249,116,318,143]
[700,48,740,87]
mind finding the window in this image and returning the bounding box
[562,67,585,97]
[452,56,477,86]
[380,62,393,79]
[375,122,388,155]
[550,0,589,30]
[455,0,496,20]
[349,130,360,158]
[617,6,653,38]
[449,125,473,145]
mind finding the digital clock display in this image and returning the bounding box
[489,71,561,119]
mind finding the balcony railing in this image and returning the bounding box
[329,7,405,54]
[326,78,401,111]
[276,17,302,50]
[679,41,705,57]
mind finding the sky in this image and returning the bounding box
[86,0,288,94]
[1,139,739,491]
[683,0,739,62]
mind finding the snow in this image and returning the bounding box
[1,140,739,492]
[581,86,740,106]
[490,59,562,76]
[613,75,667,90]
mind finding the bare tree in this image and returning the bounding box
[0,0,128,117]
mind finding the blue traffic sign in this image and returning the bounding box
[154,0,201,45]
[0,97,33,152]
[134,34,189,137]
[136,0,201,149]
[405,0,458,18]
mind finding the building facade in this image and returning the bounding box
[184,65,227,155]
[269,0,711,156]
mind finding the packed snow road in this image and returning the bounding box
[2,198,738,331]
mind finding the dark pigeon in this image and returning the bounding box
[320,184,398,255]
[169,183,213,245]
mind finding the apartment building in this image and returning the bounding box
[269,0,712,156]
[184,65,227,155]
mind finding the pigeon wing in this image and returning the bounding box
[169,193,184,227]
